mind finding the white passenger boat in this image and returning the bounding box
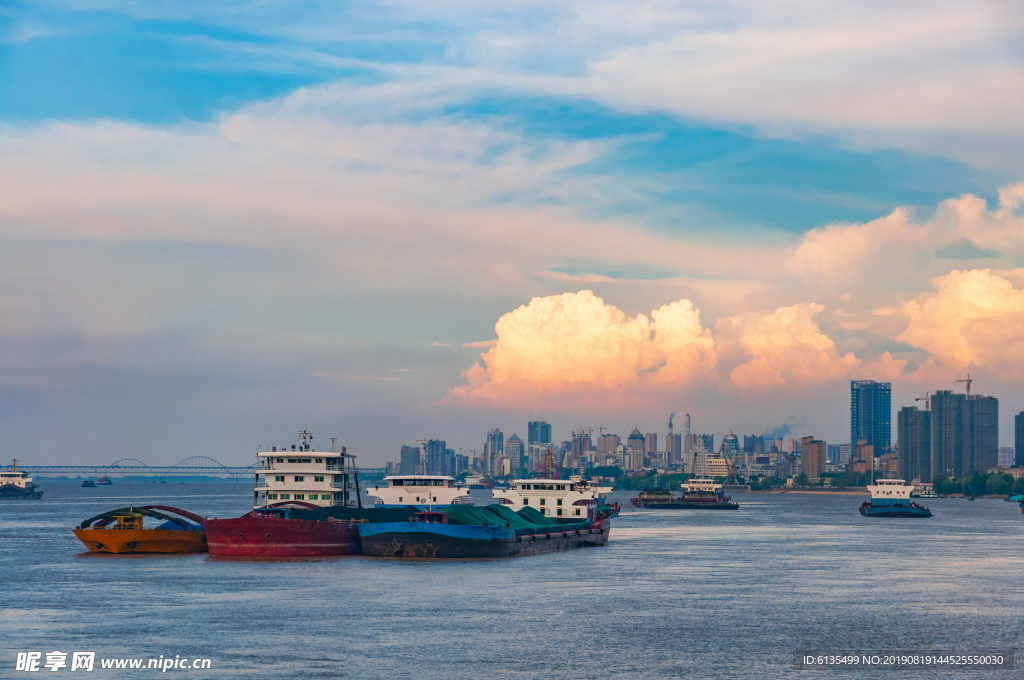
[365,475,474,511]
[491,478,602,519]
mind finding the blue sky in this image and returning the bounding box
[1,0,1023,464]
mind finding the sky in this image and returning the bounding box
[1,0,1023,466]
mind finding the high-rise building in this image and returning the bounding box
[722,430,740,456]
[527,421,552,446]
[400,445,420,475]
[931,390,962,478]
[962,394,998,475]
[1016,412,1024,467]
[505,434,524,477]
[826,444,841,464]
[685,438,709,476]
[486,428,504,472]
[743,435,765,455]
[931,390,998,478]
[998,447,1015,468]
[570,427,592,469]
[839,443,852,464]
[666,432,682,465]
[422,440,447,475]
[801,436,826,478]
[455,454,469,476]
[644,433,658,459]
[627,428,645,457]
[897,406,931,482]
[851,380,892,449]
[597,434,621,464]
[684,433,713,457]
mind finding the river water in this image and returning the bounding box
[2,480,1022,678]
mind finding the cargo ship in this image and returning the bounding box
[73,505,207,554]
[365,474,473,511]
[96,476,113,486]
[860,479,932,517]
[0,460,43,499]
[358,503,611,558]
[630,477,739,509]
[205,502,362,557]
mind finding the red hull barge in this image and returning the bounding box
[206,504,360,557]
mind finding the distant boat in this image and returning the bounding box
[860,479,931,518]
[81,480,97,488]
[96,476,112,486]
[0,460,44,499]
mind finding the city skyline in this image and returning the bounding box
[2,1,1023,466]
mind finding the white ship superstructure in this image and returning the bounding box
[491,478,601,518]
[0,459,43,499]
[253,429,361,509]
[866,478,914,500]
[365,475,472,511]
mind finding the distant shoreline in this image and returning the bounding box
[750,488,868,495]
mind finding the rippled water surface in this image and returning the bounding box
[3,480,1023,678]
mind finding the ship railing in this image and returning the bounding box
[255,481,268,488]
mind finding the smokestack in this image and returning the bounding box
[685,414,690,436]
[668,411,675,434]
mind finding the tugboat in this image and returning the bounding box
[73,505,207,553]
[0,459,43,499]
[81,480,97,488]
[860,479,932,517]
[630,477,739,509]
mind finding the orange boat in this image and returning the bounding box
[73,505,207,554]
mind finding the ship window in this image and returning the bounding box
[294,476,304,482]
[314,476,324,482]
[557,509,563,516]
[540,498,545,505]
[542,509,547,515]
[294,494,304,500]
[523,498,529,505]
[277,458,283,463]
[275,476,284,482]
[282,494,290,500]
[393,480,404,486]
[398,497,402,502]
[574,509,580,516]
[268,494,276,500]
[316,458,322,463]
[557,499,562,506]
[288,459,297,463]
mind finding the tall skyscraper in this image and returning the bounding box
[1016,412,1024,467]
[826,444,841,464]
[422,440,447,475]
[897,406,930,482]
[627,428,646,457]
[597,434,621,465]
[400,445,420,475]
[851,380,892,449]
[931,390,998,478]
[527,420,552,446]
[505,434,524,477]
[800,436,826,478]
[962,394,998,475]
[644,433,658,458]
[684,433,713,457]
[486,428,504,472]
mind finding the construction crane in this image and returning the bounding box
[915,392,930,410]
[718,442,740,485]
[956,373,972,395]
